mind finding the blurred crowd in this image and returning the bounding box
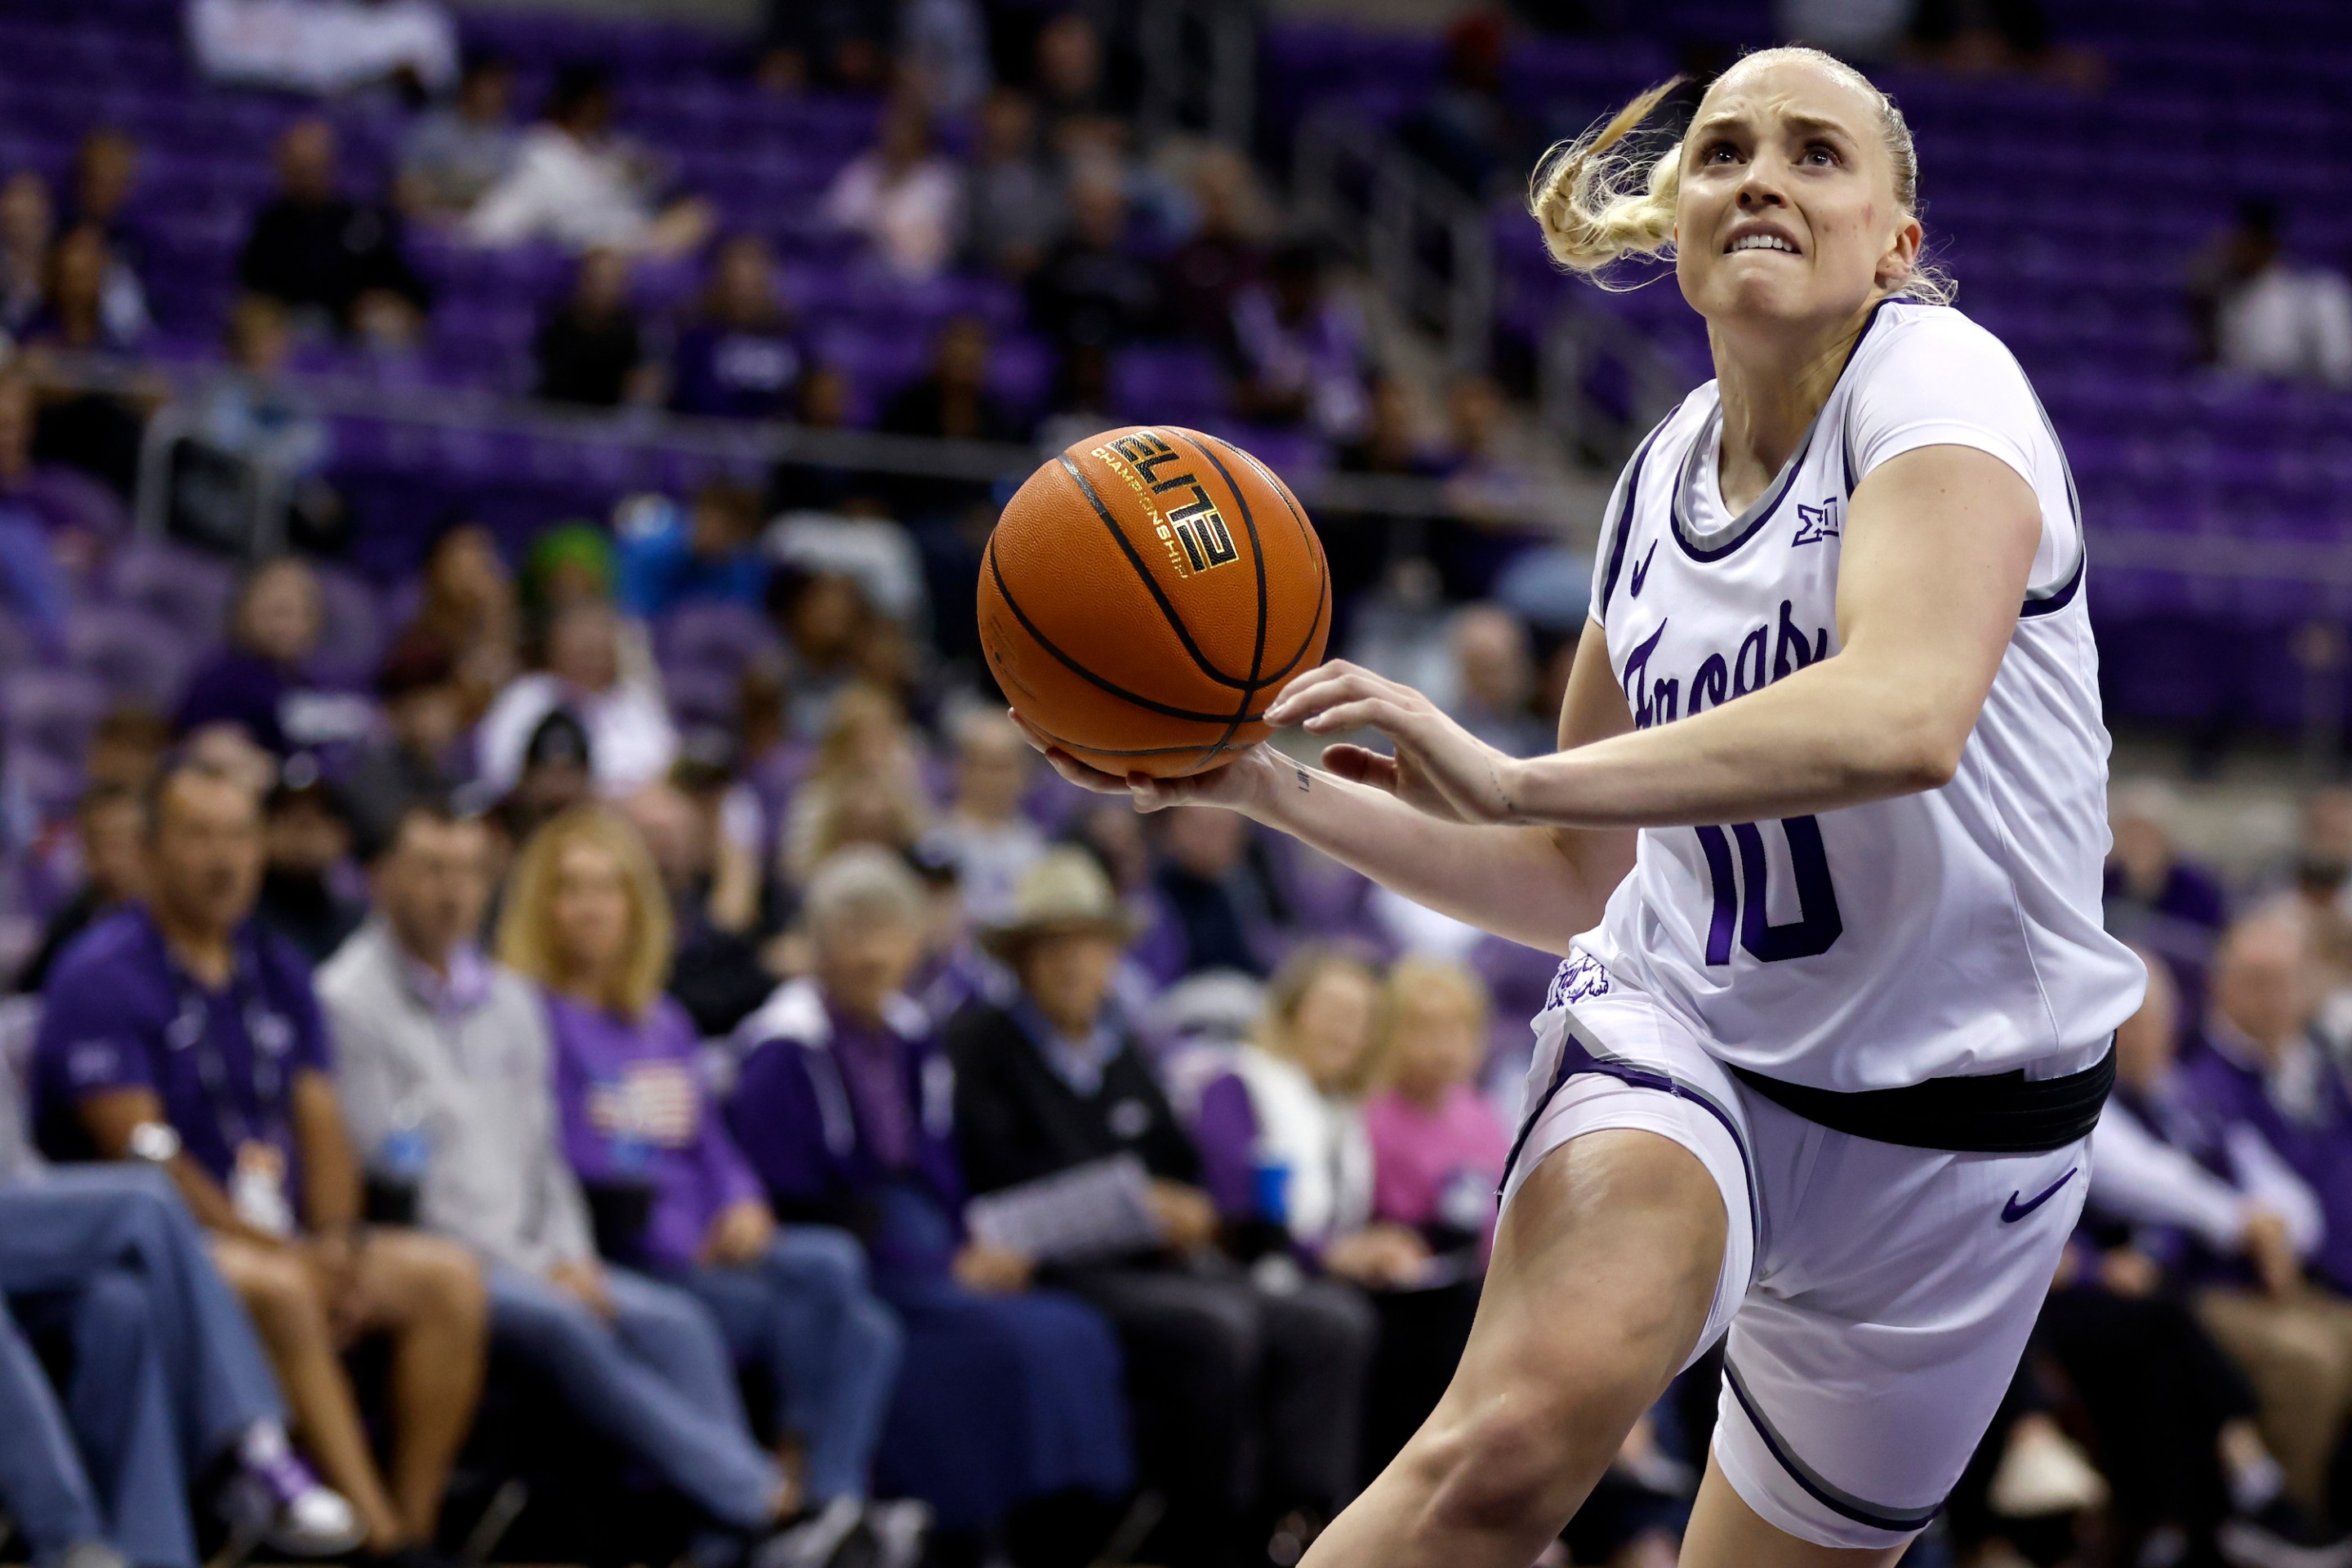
[0,495,1601,1568]
[17,495,2352,1568]
[3,4,2352,1568]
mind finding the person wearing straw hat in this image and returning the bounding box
[948,848,1376,1568]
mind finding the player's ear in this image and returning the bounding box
[1876,213,1922,292]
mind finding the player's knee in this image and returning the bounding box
[1414,1346,1659,1533]
[1414,1394,1594,1531]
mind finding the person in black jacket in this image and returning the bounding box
[947,849,1375,1568]
[238,118,427,344]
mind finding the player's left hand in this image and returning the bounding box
[1265,661,1520,825]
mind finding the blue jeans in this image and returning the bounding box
[0,1295,105,1568]
[680,1227,903,1504]
[487,1263,780,1530]
[0,1165,283,1568]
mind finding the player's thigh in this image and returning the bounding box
[1407,1125,1726,1514]
[1470,1125,1725,1397]
[1682,1450,1908,1568]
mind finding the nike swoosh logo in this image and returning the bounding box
[1629,541,1658,598]
[2000,1167,2078,1223]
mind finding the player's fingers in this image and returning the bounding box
[1266,668,1381,726]
[1037,744,1132,795]
[1299,697,1406,736]
[1262,664,1358,722]
[1320,743,1399,793]
[1007,710,1057,755]
[1125,773,1179,812]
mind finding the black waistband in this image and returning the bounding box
[1726,1044,2114,1154]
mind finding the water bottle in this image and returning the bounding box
[366,1116,431,1227]
[1252,1158,1292,1228]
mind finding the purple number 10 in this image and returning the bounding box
[1693,817,1843,965]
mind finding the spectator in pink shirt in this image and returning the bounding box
[1363,956,1508,1263]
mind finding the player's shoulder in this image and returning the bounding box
[1846,299,2027,386]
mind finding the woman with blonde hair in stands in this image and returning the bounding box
[1192,946,1486,1497]
[1365,956,1508,1265]
[1025,43,2142,1566]
[499,806,915,1557]
[781,684,932,882]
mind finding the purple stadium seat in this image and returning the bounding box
[654,602,777,678]
[310,567,386,689]
[6,748,83,823]
[659,664,738,729]
[65,604,194,710]
[3,668,110,765]
[105,538,237,644]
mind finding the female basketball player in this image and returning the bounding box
[1017,45,2142,1568]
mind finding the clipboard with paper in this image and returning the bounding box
[964,1153,1162,1263]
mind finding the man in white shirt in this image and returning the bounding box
[474,600,675,797]
[465,65,711,257]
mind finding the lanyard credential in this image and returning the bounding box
[163,937,296,1159]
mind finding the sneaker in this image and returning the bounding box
[862,1499,930,1568]
[359,1548,470,1568]
[2220,1498,2352,1568]
[751,1499,864,1568]
[57,1542,132,1568]
[220,1459,364,1558]
[1987,1419,2108,1518]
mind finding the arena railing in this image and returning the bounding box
[24,347,1605,555]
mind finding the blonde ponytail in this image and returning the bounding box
[1529,49,1958,306]
[1527,78,1687,287]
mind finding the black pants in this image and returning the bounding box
[1363,1279,1484,1480]
[2040,1284,2257,1562]
[1057,1256,1375,1568]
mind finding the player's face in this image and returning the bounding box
[1673,58,1920,332]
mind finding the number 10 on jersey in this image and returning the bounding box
[1694,817,1843,964]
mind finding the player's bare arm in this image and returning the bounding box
[1271,443,2040,830]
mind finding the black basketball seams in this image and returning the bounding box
[1169,428,1269,761]
[1054,453,1254,692]
[1199,430,1328,684]
[985,538,1260,726]
[1017,711,1237,760]
[998,438,1321,773]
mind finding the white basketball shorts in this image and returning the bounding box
[1499,957,2091,1552]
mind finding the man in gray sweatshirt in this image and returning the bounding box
[318,800,795,1543]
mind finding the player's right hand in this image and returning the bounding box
[1008,710,1277,814]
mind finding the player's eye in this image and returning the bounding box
[1700,140,1740,164]
[1802,141,1842,167]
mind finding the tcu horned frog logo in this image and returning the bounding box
[1092,430,1241,578]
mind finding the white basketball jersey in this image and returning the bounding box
[1574,300,2145,1092]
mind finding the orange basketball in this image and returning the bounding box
[979,425,1332,778]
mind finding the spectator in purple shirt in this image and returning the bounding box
[2105,782,2230,1009]
[176,558,364,760]
[32,759,488,1568]
[496,804,911,1545]
[669,236,803,421]
[724,846,1133,1547]
[2176,909,2352,1516]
